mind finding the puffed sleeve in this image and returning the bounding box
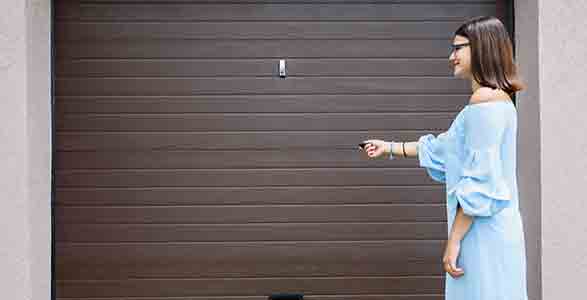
[417,132,449,183]
[447,106,512,217]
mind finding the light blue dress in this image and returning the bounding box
[417,100,528,300]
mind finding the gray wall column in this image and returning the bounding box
[515,1,542,300]
[517,0,587,300]
[0,1,52,299]
[1,1,586,299]
[537,1,587,300]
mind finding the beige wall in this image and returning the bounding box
[0,1,33,297]
[2,1,587,299]
[538,1,587,299]
[517,1,587,300]
[0,1,52,299]
[27,1,52,300]
[515,1,542,299]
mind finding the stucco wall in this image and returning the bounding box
[538,1,587,299]
[0,1,33,297]
[0,1,52,299]
[27,1,52,300]
[1,1,587,299]
[515,1,542,299]
[516,1,587,299]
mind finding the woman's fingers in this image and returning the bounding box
[361,139,386,158]
[444,259,464,278]
[443,240,465,278]
[452,260,464,274]
[368,146,382,157]
[450,262,464,277]
[443,257,454,275]
[443,262,453,276]
[444,262,458,278]
[362,141,376,157]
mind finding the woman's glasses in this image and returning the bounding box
[450,43,470,55]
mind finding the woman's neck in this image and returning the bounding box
[470,79,512,100]
[471,79,482,92]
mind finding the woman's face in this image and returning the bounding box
[449,35,472,79]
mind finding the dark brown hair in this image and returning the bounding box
[454,16,525,95]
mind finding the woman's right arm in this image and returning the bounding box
[362,140,420,159]
[390,141,420,158]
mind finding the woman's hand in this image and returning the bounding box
[361,139,391,159]
[443,239,465,278]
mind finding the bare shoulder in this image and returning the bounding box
[469,87,511,104]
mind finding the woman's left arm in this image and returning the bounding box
[450,204,473,243]
[443,204,473,278]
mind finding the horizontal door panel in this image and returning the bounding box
[56,222,447,242]
[55,168,435,187]
[56,3,494,21]
[55,95,468,114]
[56,58,454,77]
[55,77,469,96]
[55,186,445,206]
[54,295,441,300]
[56,131,440,151]
[55,40,454,59]
[55,149,419,169]
[75,0,490,2]
[56,276,442,298]
[55,204,446,223]
[56,21,460,41]
[55,241,444,279]
[56,113,454,132]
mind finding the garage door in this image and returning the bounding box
[54,1,502,299]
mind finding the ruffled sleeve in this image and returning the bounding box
[417,132,449,183]
[447,105,512,217]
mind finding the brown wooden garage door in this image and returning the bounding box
[54,1,501,299]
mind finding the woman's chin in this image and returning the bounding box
[453,70,468,79]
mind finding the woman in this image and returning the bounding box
[361,16,528,300]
